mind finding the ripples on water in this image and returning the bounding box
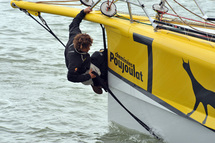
[1,0,214,142]
[1,0,108,142]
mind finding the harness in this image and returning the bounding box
[68,43,87,62]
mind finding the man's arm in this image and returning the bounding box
[67,71,91,82]
[68,7,92,41]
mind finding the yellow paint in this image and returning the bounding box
[107,26,149,89]
[28,10,40,16]
[10,0,215,130]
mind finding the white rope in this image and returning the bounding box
[36,0,82,6]
[193,0,205,16]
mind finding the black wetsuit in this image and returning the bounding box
[65,10,91,82]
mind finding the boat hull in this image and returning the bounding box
[108,71,215,143]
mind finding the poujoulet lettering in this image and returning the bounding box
[110,52,143,82]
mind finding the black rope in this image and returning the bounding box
[38,14,66,48]
[154,20,215,39]
[98,24,161,140]
[157,25,215,43]
[16,6,66,48]
[100,24,107,52]
[100,24,108,85]
[92,71,161,140]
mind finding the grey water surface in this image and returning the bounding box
[1,0,214,142]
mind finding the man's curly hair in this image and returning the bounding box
[73,33,93,51]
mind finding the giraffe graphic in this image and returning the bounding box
[182,60,215,124]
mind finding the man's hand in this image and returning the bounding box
[84,7,92,14]
[89,69,96,79]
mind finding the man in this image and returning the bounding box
[64,7,104,94]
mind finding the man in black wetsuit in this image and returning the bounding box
[65,7,105,94]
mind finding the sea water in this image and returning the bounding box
[0,0,214,142]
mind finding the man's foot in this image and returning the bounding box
[91,85,103,94]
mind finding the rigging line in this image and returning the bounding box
[37,14,66,47]
[91,71,162,140]
[37,0,80,3]
[172,0,202,19]
[100,24,108,85]
[157,25,215,43]
[164,13,215,27]
[35,3,82,6]
[100,24,107,52]
[164,0,191,35]
[164,0,215,40]
[97,25,160,139]
[193,0,204,16]
[36,0,82,6]
[114,14,151,26]
[18,8,66,48]
[172,0,215,24]
[154,20,215,39]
